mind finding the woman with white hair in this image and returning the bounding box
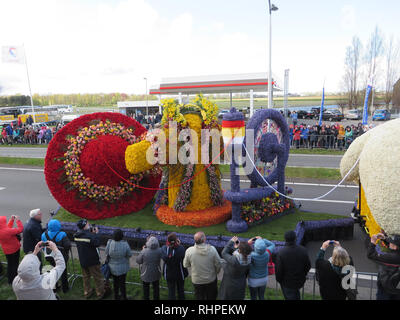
[315,240,355,300]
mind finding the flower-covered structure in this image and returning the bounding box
[124,94,231,227]
[45,112,161,220]
[223,108,294,233]
[340,118,400,237]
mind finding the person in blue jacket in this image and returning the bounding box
[247,236,275,300]
[301,125,309,148]
[41,219,71,293]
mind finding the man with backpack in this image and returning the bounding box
[367,233,400,300]
[41,219,71,293]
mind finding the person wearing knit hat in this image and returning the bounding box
[22,208,45,271]
[275,230,311,300]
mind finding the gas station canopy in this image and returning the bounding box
[149,73,279,95]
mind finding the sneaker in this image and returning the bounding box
[85,290,94,299]
[97,288,111,300]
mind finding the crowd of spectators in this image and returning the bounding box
[0,120,65,146]
[1,211,400,301]
[131,112,162,130]
[289,122,373,150]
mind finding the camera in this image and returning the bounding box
[90,224,97,233]
[40,242,49,248]
[251,237,257,242]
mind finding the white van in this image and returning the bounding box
[61,114,80,124]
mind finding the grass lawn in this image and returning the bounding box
[55,202,346,242]
[219,164,341,181]
[0,144,48,148]
[0,157,44,166]
[290,148,345,156]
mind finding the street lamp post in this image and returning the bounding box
[267,0,278,110]
[144,77,148,118]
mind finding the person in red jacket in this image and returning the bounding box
[0,215,24,284]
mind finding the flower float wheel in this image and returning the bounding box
[245,109,290,194]
[45,112,161,220]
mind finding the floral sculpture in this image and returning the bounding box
[45,112,161,219]
[125,94,232,227]
[340,118,400,237]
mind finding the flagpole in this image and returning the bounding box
[22,44,35,123]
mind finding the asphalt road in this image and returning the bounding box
[0,164,378,273]
[0,147,342,168]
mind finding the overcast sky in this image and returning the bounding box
[0,0,399,96]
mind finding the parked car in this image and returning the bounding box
[345,109,362,120]
[372,109,391,121]
[310,107,321,119]
[322,109,344,122]
[297,109,314,119]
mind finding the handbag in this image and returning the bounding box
[266,249,275,276]
[101,254,111,280]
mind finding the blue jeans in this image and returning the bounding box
[249,285,266,300]
[377,282,400,300]
[281,286,301,300]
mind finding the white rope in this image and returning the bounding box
[243,144,360,201]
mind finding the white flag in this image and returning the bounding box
[2,46,25,64]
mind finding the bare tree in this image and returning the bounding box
[364,26,384,113]
[343,36,362,109]
[383,36,400,108]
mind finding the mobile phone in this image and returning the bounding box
[329,240,335,245]
[41,242,49,247]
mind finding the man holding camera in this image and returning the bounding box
[367,233,400,300]
[74,219,109,300]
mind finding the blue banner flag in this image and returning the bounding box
[362,85,372,125]
[318,87,325,126]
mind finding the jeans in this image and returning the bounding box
[376,282,400,300]
[5,250,20,285]
[249,285,266,300]
[112,274,127,300]
[143,280,160,300]
[281,286,301,300]
[167,279,185,300]
[193,279,218,300]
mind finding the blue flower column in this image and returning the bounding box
[222,108,248,233]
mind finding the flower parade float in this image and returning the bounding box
[223,107,295,233]
[46,96,354,250]
[44,112,162,220]
[126,95,231,227]
[340,118,400,241]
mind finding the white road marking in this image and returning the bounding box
[0,167,44,172]
[0,187,5,191]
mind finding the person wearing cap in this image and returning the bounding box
[367,233,400,300]
[275,230,311,300]
[12,240,65,300]
[74,219,109,299]
[22,209,45,270]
